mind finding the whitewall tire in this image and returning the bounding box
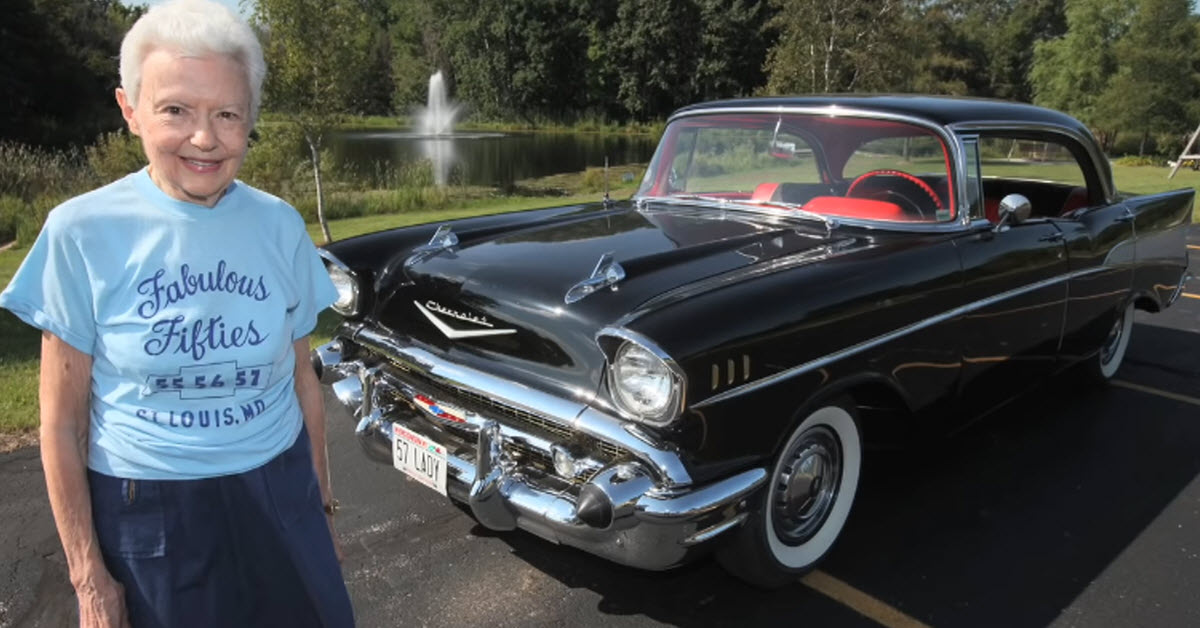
[1090,301,1135,381]
[717,399,862,587]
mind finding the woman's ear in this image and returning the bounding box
[115,87,140,136]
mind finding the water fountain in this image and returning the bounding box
[417,71,460,137]
[414,71,460,184]
[328,72,655,189]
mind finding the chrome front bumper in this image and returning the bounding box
[315,327,766,571]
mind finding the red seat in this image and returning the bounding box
[985,198,1001,223]
[752,182,780,201]
[1061,186,1089,214]
[803,196,907,221]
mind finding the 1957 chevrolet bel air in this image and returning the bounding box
[312,96,1192,586]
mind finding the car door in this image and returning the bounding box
[1052,201,1135,364]
[949,133,1074,411]
[954,219,1068,409]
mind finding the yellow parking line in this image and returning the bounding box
[802,570,932,628]
[1112,380,1200,407]
[1188,245,1200,250]
[1183,293,1200,300]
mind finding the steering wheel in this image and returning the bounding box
[845,169,943,219]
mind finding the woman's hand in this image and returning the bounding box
[75,567,131,628]
[325,512,345,563]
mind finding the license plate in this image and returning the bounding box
[392,424,448,496]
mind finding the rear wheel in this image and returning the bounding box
[1087,301,1134,382]
[717,399,862,588]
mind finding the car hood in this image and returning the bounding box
[372,202,861,395]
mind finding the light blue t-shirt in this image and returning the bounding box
[0,169,337,479]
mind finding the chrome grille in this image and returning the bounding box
[373,357,621,482]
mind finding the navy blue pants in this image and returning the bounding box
[88,428,355,628]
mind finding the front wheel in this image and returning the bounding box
[716,399,862,588]
[1087,301,1135,382]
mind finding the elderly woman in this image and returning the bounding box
[0,1,354,626]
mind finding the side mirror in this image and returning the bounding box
[995,193,1032,230]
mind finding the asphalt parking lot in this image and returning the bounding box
[2,229,1199,628]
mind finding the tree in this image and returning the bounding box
[611,0,704,119]
[389,0,447,113]
[0,0,141,147]
[1097,0,1198,154]
[255,0,371,243]
[950,0,1066,101]
[695,0,772,100]
[1031,0,1135,146]
[763,0,914,94]
[905,2,977,96]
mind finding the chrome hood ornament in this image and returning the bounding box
[408,225,459,265]
[565,252,626,304]
[414,300,517,339]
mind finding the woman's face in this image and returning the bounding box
[117,49,252,207]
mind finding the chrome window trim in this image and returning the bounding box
[947,121,1114,203]
[318,248,362,317]
[639,106,973,231]
[693,266,1109,408]
[959,135,984,221]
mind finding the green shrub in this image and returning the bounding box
[240,125,309,196]
[86,130,147,184]
[1112,155,1164,167]
[16,196,61,247]
[0,142,94,202]
[0,196,23,244]
[580,167,608,193]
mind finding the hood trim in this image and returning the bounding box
[414,300,517,339]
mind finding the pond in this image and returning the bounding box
[327,130,658,189]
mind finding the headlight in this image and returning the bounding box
[327,263,359,316]
[609,340,682,424]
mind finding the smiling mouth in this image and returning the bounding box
[181,157,222,172]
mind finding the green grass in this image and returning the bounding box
[1,163,1197,437]
[0,248,39,436]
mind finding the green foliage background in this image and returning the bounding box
[5,0,1200,153]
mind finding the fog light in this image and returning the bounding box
[551,444,577,478]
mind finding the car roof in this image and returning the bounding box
[672,95,1090,136]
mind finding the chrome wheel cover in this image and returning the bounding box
[771,425,842,545]
[1099,311,1126,366]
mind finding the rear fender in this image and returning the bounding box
[1127,188,1194,309]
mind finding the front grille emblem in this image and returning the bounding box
[414,300,517,339]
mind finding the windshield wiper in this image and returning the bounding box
[734,199,840,235]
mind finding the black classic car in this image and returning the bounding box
[313,96,1193,586]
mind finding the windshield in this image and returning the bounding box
[636,112,956,223]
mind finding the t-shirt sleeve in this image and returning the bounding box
[290,230,338,342]
[0,211,96,354]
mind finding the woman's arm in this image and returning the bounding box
[39,331,129,627]
[293,336,342,561]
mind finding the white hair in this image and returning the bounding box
[119,0,266,120]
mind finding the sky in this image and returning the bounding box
[124,0,253,19]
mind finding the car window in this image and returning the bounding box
[975,134,1092,221]
[978,137,1086,186]
[843,136,947,180]
[681,128,821,193]
[636,113,956,224]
